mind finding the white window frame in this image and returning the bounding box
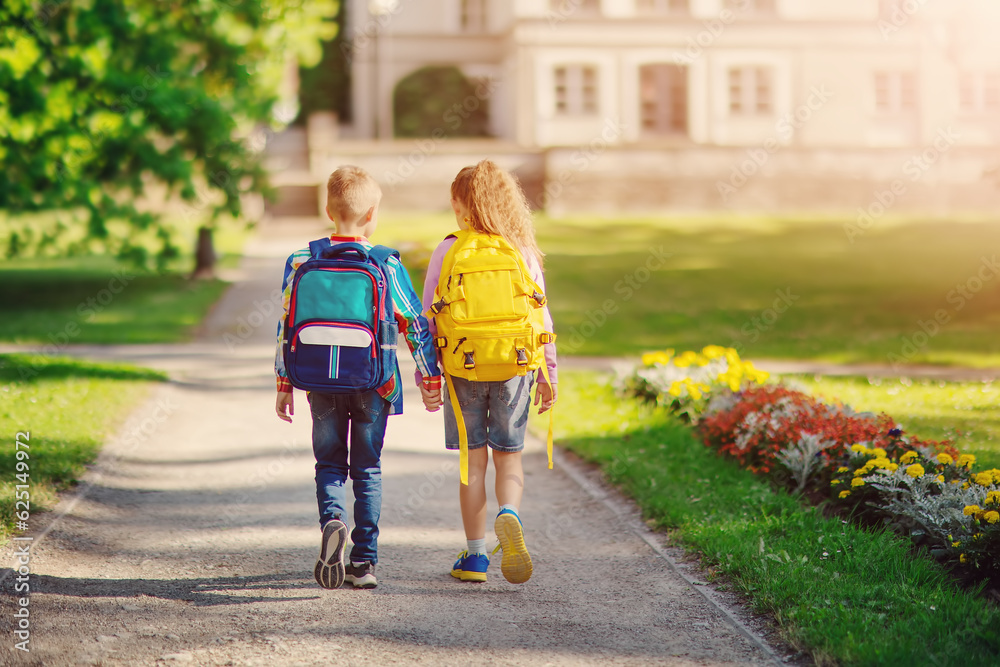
[554,64,599,116]
[459,0,487,33]
[874,71,916,114]
[728,66,773,116]
[959,72,1000,114]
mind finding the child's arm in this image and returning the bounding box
[275,252,300,422]
[528,254,558,413]
[385,255,442,396]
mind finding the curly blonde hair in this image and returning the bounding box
[451,160,542,265]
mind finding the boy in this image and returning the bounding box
[274,166,442,589]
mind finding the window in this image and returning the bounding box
[460,0,487,33]
[636,0,689,13]
[724,0,775,14]
[550,0,601,16]
[874,72,916,113]
[959,73,1000,113]
[640,64,688,134]
[728,67,772,115]
[554,65,599,115]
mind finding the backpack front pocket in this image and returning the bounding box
[289,323,377,390]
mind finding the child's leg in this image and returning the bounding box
[459,446,490,540]
[492,450,524,510]
[345,390,391,566]
[309,393,350,526]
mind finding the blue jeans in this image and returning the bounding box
[308,390,390,565]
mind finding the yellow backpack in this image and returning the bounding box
[429,230,556,484]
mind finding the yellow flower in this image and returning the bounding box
[986,491,1000,505]
[701,345,727,359]
[872,457,892,469]
[964,505,982,516]
[852,477,866,487]
[952,541,961,548]
[851,444,870,455]
[667,382,683,397]
[936,475,945,483]
[974,472,994,487]
[837,467,849,474]
[985,511,1000,524]
[642,350,674,366]
[853,467,868,477]
[873,447,887,458]
[905,464,925,478]
[960,554,968,564]
[936,453,954,465]
[831,479,841,486]
[963,482,971,490]
[957,454,976,469]
[888,463,899,472]
[900,451,919,464]
[839,490,851,498]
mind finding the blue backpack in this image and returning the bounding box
[282,239,398,393]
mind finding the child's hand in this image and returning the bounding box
[534,381,557,414]
[275,391,294,423]
[420,385,443,412]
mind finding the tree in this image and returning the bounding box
[393,66,491,139]
[0,0,337,268]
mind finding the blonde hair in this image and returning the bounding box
[326,166,382,223]
[450,160,542,264]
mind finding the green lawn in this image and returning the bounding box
[789,375,1000,470]
[554,369,1000,667]
[380,213,1000,367]
[0,354,166,541]
[0,256,230,344]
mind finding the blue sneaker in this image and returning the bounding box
[494,509,532,584]
[451,550,489,582]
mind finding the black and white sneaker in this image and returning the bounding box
[314,519,348,589]
[344,561,377,589]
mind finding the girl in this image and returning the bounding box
[420,160,558,584]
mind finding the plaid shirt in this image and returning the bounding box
[275,235,440,415]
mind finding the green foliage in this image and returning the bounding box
[297,0,350,123]
[0,354,163,541]
[393,66,490,138]
[0,0,337,266]
[556,370,1000,666]
[0,256,230,344]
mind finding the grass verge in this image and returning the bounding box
[0,354,166,542]
[554,369,1000,666]
[381,212,1000,367]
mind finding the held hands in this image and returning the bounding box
[421,376,443,412]
[534,381,557,414]
[275,391,294,423]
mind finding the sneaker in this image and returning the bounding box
[315,519,348,589]
[494,509,532,584]
[451,550,489,582]
[345,561,378,589]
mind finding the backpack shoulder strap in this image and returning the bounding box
[307,237,332,259]
[368,244,399,265]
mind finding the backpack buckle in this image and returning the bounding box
[463,352,476,370]
[532,291,547,307]
[435,337,448,349]
[430,298,448,315]
[516,348,528,366]
[539,332,555,344]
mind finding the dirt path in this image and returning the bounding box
[1,222,787,666]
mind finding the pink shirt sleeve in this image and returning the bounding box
[525,252,559,386]
[414,237,455,386]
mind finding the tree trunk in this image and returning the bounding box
[191,226,216,280]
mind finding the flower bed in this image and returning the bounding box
[621,347,1000,583]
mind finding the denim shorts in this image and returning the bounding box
[443,374,534,453]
